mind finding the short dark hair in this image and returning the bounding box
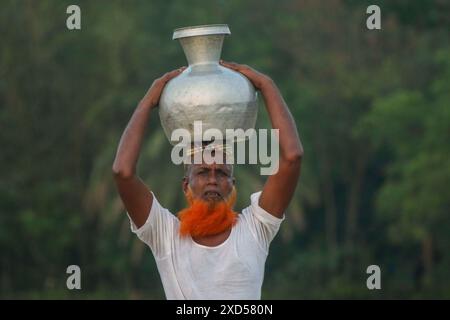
[184,163,234,178]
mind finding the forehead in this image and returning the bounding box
[190,163,232,172]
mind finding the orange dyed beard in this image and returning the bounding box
[178,187,237,238]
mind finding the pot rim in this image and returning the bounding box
[172,24,231,40]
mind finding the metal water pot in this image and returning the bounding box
[159,24,258,145]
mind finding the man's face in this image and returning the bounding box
[183,163,234,203]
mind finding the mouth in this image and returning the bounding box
[203,190,222,200]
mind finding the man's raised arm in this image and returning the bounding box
[112,67,186,228]
[220,61,304,218]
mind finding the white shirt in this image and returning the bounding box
[129,191,284,300]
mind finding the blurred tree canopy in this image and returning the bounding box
[0,0,449,299]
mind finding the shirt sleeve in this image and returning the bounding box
[128,192,176,259]
[242,191,285,254]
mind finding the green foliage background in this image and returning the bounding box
[0,0,449,299]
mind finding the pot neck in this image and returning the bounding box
[179,34,224,66]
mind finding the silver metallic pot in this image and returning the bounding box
[159,24,258,145]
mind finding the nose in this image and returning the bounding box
[206,170,218,185]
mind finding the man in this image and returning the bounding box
[112,61,304,299]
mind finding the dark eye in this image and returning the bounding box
[217,171,228,177]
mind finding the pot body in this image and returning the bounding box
[159,25,258,145]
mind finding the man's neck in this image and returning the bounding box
[192,227,232,247]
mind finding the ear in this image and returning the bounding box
[182,177,189,194]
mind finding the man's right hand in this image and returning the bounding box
[113,66,186,228]
[141,66,187,109]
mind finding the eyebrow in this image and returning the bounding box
[194,166,231,174]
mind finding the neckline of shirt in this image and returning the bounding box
[189,225,235,250]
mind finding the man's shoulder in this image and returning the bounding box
[150,193,179,221]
